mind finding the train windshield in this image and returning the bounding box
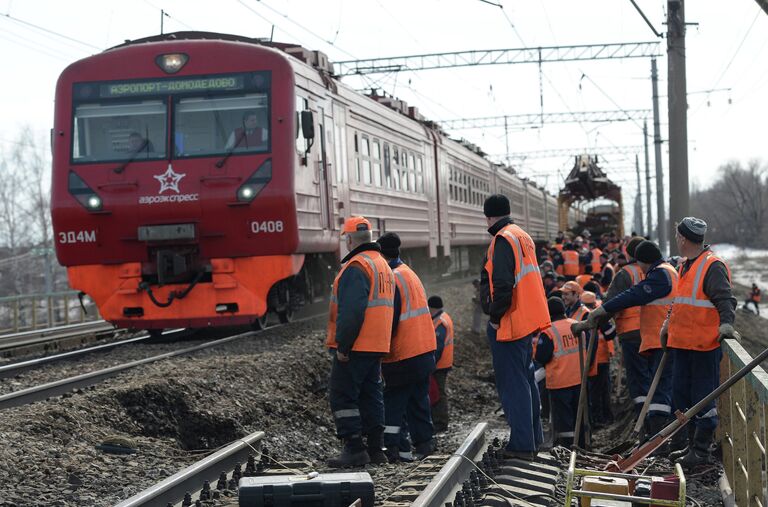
[173,93,270,157]
[72,100,167,163]
[70,71,271,163]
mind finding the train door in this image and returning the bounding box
[316,106,333,232]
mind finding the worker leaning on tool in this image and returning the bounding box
[663,217,738,468]
[429,295,454,433]
[326,217,396,467]
[586,240,679,446]
[603,237,648,418]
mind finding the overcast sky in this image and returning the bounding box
[1,0,766,229]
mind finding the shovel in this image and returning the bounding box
[605,349,669,455]
[608,341,768,473]
[572,320,598,449]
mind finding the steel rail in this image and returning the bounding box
[0,315,323,410]
[0,320,114,351]
[114,430,265,507]
[412,422,489,507]
[0,328,185,379]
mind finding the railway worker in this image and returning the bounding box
[586,241,603,275]
[376,233,437,463]
[429,296,454,433]
[600,253,616,292]
[581,291,616,426]
[481,194,550,460]
[562,244,580,280]
[551,247,564,276]
[744,283,761,315]
[556,274,567,290]
[534,297,584,448]
[663,217,738,467]
[575,273,592,289]
[326,216,396,468]
[225,110,267,150]
[585,240,679,442]
[543,271,558,297]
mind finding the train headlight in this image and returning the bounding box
[238,185,255,201]
[86,195,102,210]
[235,159,272,204]
[68,171,104,212]
[156,53,188,74]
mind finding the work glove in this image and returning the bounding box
[586,305,609,327]
[718,323,742,343]
[659,319,669,351]
[571,320,591,335]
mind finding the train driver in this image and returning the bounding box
[225,110,267,150]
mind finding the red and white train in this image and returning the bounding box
[51,32,582,332]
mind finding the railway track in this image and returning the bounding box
[0,320,119,359]
[0,314,325,410]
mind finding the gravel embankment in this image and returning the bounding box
[0,281,500,506]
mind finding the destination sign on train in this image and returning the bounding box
[99,76,245,97]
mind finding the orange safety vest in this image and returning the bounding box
[576,274,592,288]
[668,251,730,352]
[556,264,564,275]
[544,317,582,389]
[751,289,761,302]
[485,223,551,341]
[554,243,564,252]
[568,304,598,376]
[434,311,454,370]
[639,263,679,353]
[326,250,395,353]
[600,263,616,293]
[592,300,612,364]
[384,263,436,363]
[614,263,644,335]
[563,251,580,276]
[590,248,603,274]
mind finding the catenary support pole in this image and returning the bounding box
[651,58,667,253]
[666,2,688,253]
[636,154,644,235]
[643,121,652,239]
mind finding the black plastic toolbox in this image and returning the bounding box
[238,472,374,507]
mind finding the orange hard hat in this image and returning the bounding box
[341,216,371,235]
[581,291,597,305]
[562,281,583,294]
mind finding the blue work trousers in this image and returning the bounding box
[646,348,674,418]
[621,341,673,418]
[487,323,543,452]
[549,385,584,447]
[672,347,722,430]
[329,353,385,439]
[383,377,433,458]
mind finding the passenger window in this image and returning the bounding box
[416,156,424,193]
[372,140,382,187]
[383,144,392,188]
[361,136,371,184]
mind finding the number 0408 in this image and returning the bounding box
[250,220,284,234]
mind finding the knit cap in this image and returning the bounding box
[634,240,662,264]
[377,232,401,258]
[677,216,707,243]
[483,194,511,217]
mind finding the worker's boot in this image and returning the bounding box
[676,427,714,469]
[365,431,388,465]
[413,438,437,460]
[327,436,370,468]
[668,426,693,460]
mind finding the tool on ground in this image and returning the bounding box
[605,350,669,455]
[572,320,598,450]
[608,342,768,473]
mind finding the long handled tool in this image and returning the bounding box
[605,349,669,455]
[572,321,598,449]
[608,342,768,473]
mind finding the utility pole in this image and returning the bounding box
[651,58,667,253]
[643,121,652,238]
[635,153,645,235]
[504,115,510,167]
[667,1,689,253]
[161,9,165,35]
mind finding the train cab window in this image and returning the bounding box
[174,94,269,157]
[361,136,371,184]
[372,141,382,186]
[72,100,166,163]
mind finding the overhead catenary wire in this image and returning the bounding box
[0,12,101,51]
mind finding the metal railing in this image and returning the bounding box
[0,291,100,334]
[719,339,768,507]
